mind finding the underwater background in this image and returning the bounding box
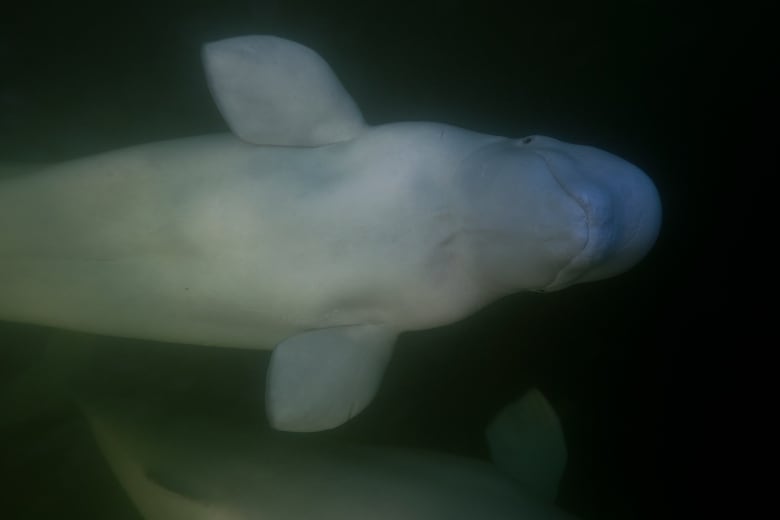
[0,1,753,518]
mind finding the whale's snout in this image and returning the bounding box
[457,135,661,295]
[527,137,662,290]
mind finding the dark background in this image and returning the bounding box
[0,1,756,518]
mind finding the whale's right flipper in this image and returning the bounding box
[265,324,396,432]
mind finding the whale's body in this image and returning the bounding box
[83,388,575,520]
[1,125,506,345]
[0,36,662,432]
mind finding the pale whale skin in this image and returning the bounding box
[0,36,662,431]
[0,125,658,343]
[83,388,575,520]
[0,125,515,345]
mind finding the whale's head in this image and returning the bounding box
[458,135,661,293]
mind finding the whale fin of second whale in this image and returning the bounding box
[485,388,568,501]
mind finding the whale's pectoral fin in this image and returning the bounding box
[266,325,396,432]
[485,388,568,502]
[202,35,366,147]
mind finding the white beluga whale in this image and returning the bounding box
[82,387,576,520]
[0,35,662,432]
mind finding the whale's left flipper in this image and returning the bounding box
[266,325,396,432]
[202,35,366,147]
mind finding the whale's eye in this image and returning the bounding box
[521,136,534,144]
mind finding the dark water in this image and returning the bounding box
[1,1,750,518]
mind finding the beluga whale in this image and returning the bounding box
[82,385,577,520]
[0,35,662,432]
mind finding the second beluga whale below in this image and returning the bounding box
[82,387,575,520]
[0,35,662,432]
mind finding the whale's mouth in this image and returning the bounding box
[534,151,614,291]
[533,147,661,291]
